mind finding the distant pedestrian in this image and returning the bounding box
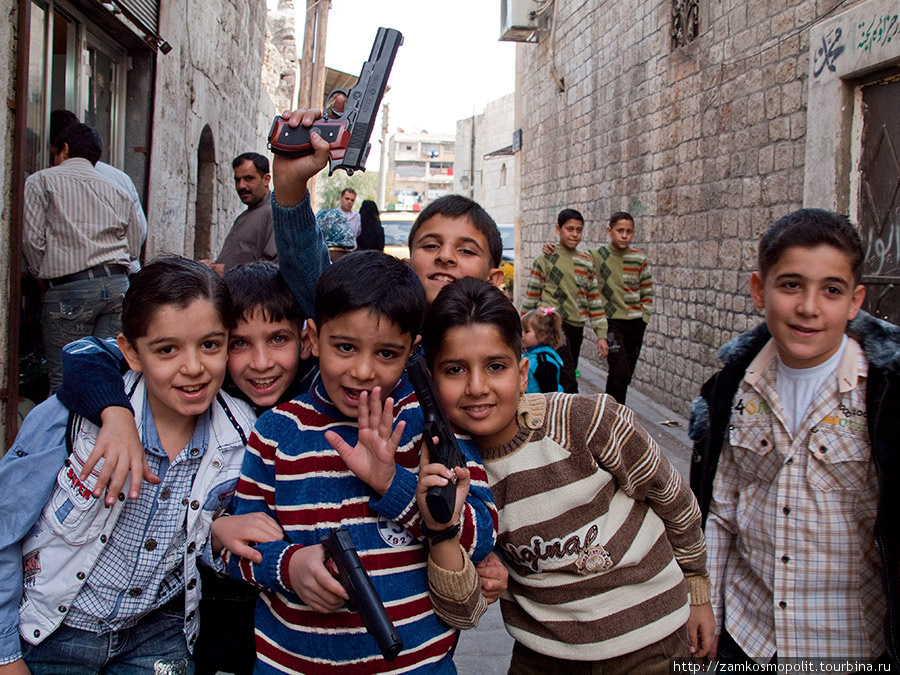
[316,208,356,262]
[50,110,147,274]
[338,187,361,248]
[23,122,142,392]
[591,211,653,404]
[357,199,385,251]
[523,208,607,393]
[521,307,564,393]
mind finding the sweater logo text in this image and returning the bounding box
[506,525,614,573]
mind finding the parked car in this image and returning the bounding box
[382,211,418,260]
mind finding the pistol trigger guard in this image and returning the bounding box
[324,88,351,118]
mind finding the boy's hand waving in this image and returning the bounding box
[326,386,404,495]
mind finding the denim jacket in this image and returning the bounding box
[0,372,255,664]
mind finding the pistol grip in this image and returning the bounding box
[267,117,350,158]
[425,481,456,524]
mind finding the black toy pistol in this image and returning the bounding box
[267,27,403,175]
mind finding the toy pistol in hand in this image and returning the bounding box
[267,27,403,175]
[321,528,404,661]
[406,352,467,524]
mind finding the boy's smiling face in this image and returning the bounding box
[407,215,504,304]
[432,323,529,448]
[308,308,414,418]
[119,299,228,422]
[227,309,306,408]
[750,244,865,369]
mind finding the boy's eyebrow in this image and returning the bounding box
[146,329,226,346]
[326,333,408,350]
[438,353,515,365]
[775,272,851,286]
[415,231,486,251]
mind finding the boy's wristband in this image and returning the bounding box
[421,521,460,546]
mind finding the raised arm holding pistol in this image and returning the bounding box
[268,27,403,175]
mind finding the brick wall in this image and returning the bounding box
[515,0,861,415]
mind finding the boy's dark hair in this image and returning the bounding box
[557,209,584,227]
[341,187,357,197]
[758,208,864,283]
[314,251,425,338]
[122,256,233,343]
[222,261,303,325]
[232,152,269,175]
[423,277,522,367]
[49,110,80,149]
[55,123,102,165]
[609,211,635,227]
[408,195,503,267]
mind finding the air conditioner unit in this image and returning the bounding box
[500,0,538,43]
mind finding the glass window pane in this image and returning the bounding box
[84,41,117,164]
[25,2,46,175]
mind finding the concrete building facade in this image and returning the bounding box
[454,92,517,226]
[1,0,272,448]
[512,0,900,416]
[387,131,455,208]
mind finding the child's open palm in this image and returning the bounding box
[325,386,405,495]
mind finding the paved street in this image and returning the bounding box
[453,360,695,673]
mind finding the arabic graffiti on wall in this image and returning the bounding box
[813,13,900,78]
[814,28,845,77]
[857,13,899,53]
[864,210,900,277]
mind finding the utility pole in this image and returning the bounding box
[377,102,389,210]
[297,0,330,208]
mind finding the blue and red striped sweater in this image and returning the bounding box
[224,374,497,674]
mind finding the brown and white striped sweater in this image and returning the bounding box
[479,393,709,660]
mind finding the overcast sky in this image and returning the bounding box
[299,0,517,136]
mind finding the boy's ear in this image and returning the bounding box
[299,324,313,360]
[518,357,529,392]
[412,334,422,348]
[117,333,143,373]
[848,283,866,321]
[487,267,505,289]
[306,319,321,358]
[749,271,766,309]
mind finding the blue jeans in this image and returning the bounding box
[22,600,192,674]
[42,273,128,392]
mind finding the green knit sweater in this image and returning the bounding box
[591,245,653,322]
[522,247,607,338]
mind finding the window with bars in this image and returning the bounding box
[672,0,699,49]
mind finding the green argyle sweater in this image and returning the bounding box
[522,247,607,339]
[591,245,653,323]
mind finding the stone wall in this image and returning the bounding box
[515,0,868,415]
[147,0,269,259]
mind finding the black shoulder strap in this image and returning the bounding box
[65,411,81,457]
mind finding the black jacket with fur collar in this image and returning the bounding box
[688,311,900,665]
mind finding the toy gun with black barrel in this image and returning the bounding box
[267,27,403,175]
[406,352,467,524]
[321,527,404,661]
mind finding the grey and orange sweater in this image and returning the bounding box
[478,393,709,660]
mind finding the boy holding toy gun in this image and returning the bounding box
[215,252,495,674]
